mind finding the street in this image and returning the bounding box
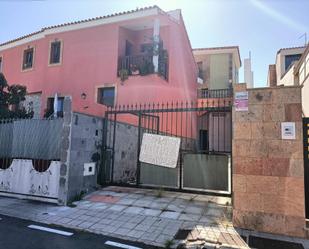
[0,215,158,249]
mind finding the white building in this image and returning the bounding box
[244,52,254,88]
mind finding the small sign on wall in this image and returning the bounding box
[281,122,296,140]
[234,91,248,111]
[84,162,96,176]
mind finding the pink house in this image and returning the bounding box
[0,6,197,118]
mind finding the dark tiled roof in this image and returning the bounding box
[0,6,160,47]
[192,46,240,51]
[192,46,241,66]
[276,45,306,54]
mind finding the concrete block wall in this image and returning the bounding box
[107,120,139,183]
[66,112,103,202]
[232,84,306,238]
[58,96,73,205]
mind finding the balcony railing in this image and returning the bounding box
[198,88,233,99]
[118,50,168,80]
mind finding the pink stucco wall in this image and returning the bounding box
[0,11,197,117]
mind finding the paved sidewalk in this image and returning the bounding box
[0,186,249,248]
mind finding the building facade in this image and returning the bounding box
[267,46,306,87]
[0,6,197,118]
[243,52,254,88]
[267,44,309,116]
[193,46,241,91]
[294,44,309,116]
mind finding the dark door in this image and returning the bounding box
[125,40,133,56]
[303,118,309,219]
[199,130,209,151]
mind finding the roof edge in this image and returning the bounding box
[0,6,164,49]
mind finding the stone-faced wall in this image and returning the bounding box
[232,84,306,238]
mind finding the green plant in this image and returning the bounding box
[0,73,33,119]
[189,196,195,202]
[155,187,164,198]
[118,69,129,82]
[164,239,175,249]
[91,152,101,162]
[139,61,154,76]
[69,190,86,206]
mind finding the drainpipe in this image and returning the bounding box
[153,18,160,73]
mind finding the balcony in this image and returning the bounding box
[198,88,233,99]
[118,50,168,81]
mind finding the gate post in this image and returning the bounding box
[232,84,306,238]
[98,112,108,185]
[136,113,142,185]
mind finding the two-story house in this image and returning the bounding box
[193,46,241,94]
[0,6,197,118]
[191,46,241,153]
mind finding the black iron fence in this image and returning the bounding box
[100,98,232,195]
[198,88,233,99]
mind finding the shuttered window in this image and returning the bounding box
[49,41,61,64]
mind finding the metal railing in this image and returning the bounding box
[118,50,168,80]
[118,53,154,75]
[198,88,233,99]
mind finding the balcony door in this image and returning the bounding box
[125,40,133,56]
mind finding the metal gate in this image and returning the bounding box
[303,117,309,219]
[99,91,232,195]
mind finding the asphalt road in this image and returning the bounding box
[0,215,158,249]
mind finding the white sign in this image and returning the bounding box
[139,133,181,168]
[281,122,296,140]
[234,91,248,111]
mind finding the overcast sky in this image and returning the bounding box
[1,0,308,87]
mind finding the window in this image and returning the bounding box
[49,41,62,64]
[285,54,302,71]
[22,47,34,70]
[228,54,233,81]
[197,62,204,79]
[98,87,115,107]
[46,97,64,117]
[0,57,2,72]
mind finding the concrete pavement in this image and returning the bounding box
[0,215,156,249]
[0,186,249,248]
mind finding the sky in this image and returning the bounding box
[0,0,308,87]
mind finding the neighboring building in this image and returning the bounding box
[192,46,240,154]
[267,46,306,87]
[0,6,197,118]
[267,44,309,116]
[294,44,309,116]
[243,52,254,88]
[193,46,241,91]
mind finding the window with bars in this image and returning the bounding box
[49,41,61,64]
[22,47,34,70]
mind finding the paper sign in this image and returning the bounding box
[234,91,248,111]
[281,122,296,140]
[139,133,181,168]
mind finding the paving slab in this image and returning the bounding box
[0,187,248,248]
